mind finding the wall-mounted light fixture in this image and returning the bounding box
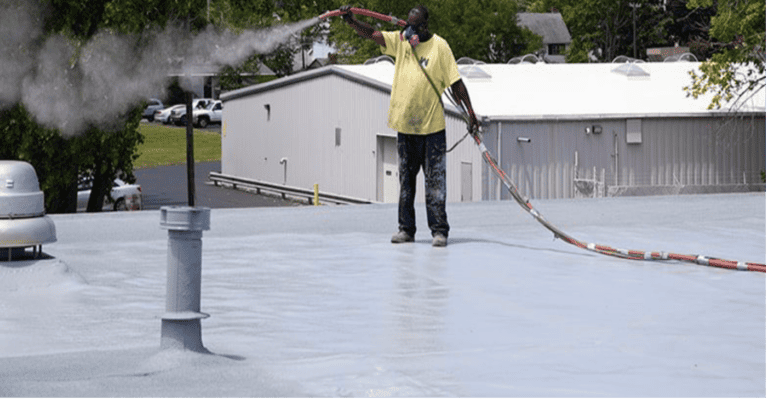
[586,125,603,134]
[517,137,531,143]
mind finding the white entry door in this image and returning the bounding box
[381,136,399,203]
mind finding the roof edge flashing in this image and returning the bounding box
[221,65,393,102]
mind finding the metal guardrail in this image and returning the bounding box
[208,172,372,205]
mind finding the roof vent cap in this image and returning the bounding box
[0,160,56,261]
[0,161,45,219]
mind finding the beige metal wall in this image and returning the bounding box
[222,73,484,203]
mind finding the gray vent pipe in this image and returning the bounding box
[159,206,211,352]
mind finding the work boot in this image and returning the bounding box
[432,233,447,247]
[391,231,415,243]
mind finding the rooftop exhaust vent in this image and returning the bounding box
[363,55,395,65]
[0,160,56,261]
[663,52,698,62]
[611,56,645,64]
[507,54,543,64]
[611,62,650,78]
[456,58,492,79]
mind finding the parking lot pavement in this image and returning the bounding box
[134,161,301,210]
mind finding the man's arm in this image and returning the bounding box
[340,6,386,47]
[450,79,480,132]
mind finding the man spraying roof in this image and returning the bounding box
[340,4,479,247]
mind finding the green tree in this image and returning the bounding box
[431,0,542,62]
[683,0,765,110]
[664,0,717,60]
[3,0,329,212]
[325,0,542,64]
[0,105,80,213]
[529,0,671,63]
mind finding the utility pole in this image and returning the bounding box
[186,92,195,207]
[629,3,641,59]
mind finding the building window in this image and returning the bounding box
[548,44,565,55]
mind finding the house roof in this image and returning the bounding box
[221,61,766,121]
[517,12,572,45]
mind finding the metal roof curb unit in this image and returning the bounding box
[0,160,56,262]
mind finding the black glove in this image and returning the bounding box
[340,5,354,23]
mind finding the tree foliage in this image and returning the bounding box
[324,0,542,64]
[0,103,143,213]
[683,0,766,110]
[527,0,671,63]
[2,0,318,213]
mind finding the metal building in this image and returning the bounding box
[219,60,765,203]
[220,61,479,204]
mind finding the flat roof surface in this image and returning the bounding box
[341,62,766,120]
[0,193,764,396]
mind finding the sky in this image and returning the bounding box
[0,192,765,397]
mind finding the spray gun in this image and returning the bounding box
[319,7,407,28]
[320,7,426,47]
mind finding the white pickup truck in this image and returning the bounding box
[192,100,223,128]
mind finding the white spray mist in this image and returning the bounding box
[1,0,320,136]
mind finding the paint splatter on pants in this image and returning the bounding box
[397,130,449,238]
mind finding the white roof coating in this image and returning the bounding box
[0,193,764,397]
[337,62,766,120]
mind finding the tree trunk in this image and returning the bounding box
[87,165,109,212]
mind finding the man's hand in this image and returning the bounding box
[451,79,480,133]
[340,5,354,23]
[468,111,480,134]
[340,5,385,46]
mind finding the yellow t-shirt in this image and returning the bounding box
[381,31,461,135]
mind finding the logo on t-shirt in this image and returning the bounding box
[419,57,429,68]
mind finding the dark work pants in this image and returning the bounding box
[397,130,450,238]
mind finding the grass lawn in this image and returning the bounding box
[135,122,221,169]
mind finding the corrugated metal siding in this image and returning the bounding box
[494,120,618,200]
[622,117,766,187]
[482,116,765,200]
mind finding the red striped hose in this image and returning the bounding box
[323,7,766,273]
[319,8,407,27]
[470,132,766,273]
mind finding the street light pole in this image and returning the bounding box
[185,92,195,207]
[629,3,641,59]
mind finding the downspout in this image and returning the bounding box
[497,121,503,200]
[612,131,619,186]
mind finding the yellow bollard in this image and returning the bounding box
[313,183,320,206]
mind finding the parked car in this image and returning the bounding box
[193,100,223,128]
[77,176,142,212]
[169,99,214,126]
[154,104,185,124]
[142,98,164,121]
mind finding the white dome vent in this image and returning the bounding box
[0,160,57,261]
